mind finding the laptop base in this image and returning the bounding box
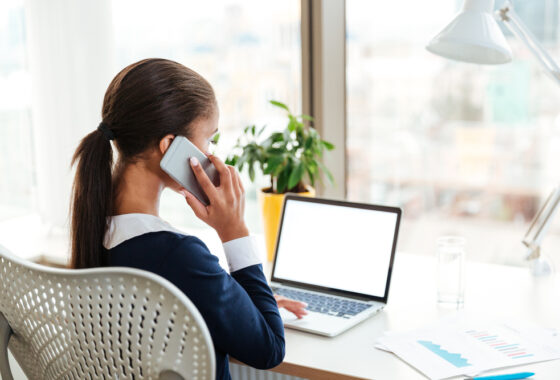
[279,304,384,337]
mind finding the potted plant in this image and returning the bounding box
[226,100,335,261]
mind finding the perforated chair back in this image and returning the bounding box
[0,245,215,380]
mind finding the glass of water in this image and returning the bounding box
[436,236,466,306]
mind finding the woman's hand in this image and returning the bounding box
[181,154,249,243]
[274,295,308,319]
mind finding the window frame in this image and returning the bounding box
[301,0,347,199]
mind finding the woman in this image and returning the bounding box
[70,58,305,379]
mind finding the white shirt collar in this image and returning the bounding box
[103,213,186,249]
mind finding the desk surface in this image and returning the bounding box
[268,253,560,380]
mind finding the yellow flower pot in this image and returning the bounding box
[258,186,315,262]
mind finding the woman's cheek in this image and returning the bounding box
[191,138,208,154]
[202,142,210,155]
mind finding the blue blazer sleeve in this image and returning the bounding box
[159,235,285,369]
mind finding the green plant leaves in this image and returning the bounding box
[248,163,256,182]
[288,116,297,132]
[212,132,220,144]
[288,162,305,190]
[270,100,289,111]
[263,154,285,175]
[321,140,335,150]
[262,132,284,148]
[225,155,237,166]
[276,167,290,193]
[225,99,336,194]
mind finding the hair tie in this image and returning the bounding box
[97,122,115,141]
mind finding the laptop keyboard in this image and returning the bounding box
[272,286,373,319]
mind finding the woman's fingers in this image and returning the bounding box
[207,155,232,191]
[228,165,241,197]
[190,157,218,201]
[234,168,244,195]
[274,295,308,319]
[238,170,245,193]
[186,154,249,243]
[283,300,308,319]
[182,190,209,220]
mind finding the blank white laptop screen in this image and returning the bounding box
[273,199,399,298]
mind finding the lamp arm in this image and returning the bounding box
[522,186,560,260]
[498,1,560,86]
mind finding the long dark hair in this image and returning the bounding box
[70,58,216,269]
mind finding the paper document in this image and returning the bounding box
[376,314,560,379]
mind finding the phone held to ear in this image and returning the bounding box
[160,136,220,206]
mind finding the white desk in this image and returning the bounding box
[266,253,560,380]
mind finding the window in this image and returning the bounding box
[346,0,560,266]
[112,0,302,231]
[0,0,34,222]
[0,0,301,239]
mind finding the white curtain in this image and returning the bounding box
[24,0,116,231]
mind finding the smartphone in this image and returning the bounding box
[160,136,220,206]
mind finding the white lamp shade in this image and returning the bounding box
[426,0,513,65]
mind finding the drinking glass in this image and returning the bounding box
[436,236,466,306]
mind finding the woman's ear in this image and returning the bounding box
[159,134,175,156]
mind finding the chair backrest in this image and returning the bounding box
[0,244,215,380]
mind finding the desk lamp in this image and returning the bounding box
[426,0,560,81]
[426,0,560,275]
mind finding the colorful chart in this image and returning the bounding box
[379,317,560,380]
[417,340,472,367]
[466,329,535,360]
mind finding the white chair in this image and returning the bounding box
[0,245,215,380]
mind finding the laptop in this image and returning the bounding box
[270,195,401,337]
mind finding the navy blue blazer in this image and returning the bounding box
[105,229,285,379]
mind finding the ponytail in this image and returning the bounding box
[70,126,114,269]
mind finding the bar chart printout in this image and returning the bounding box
[377,317,560,380]
[466,330,535,360]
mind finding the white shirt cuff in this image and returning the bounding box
[222,235,262,272]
